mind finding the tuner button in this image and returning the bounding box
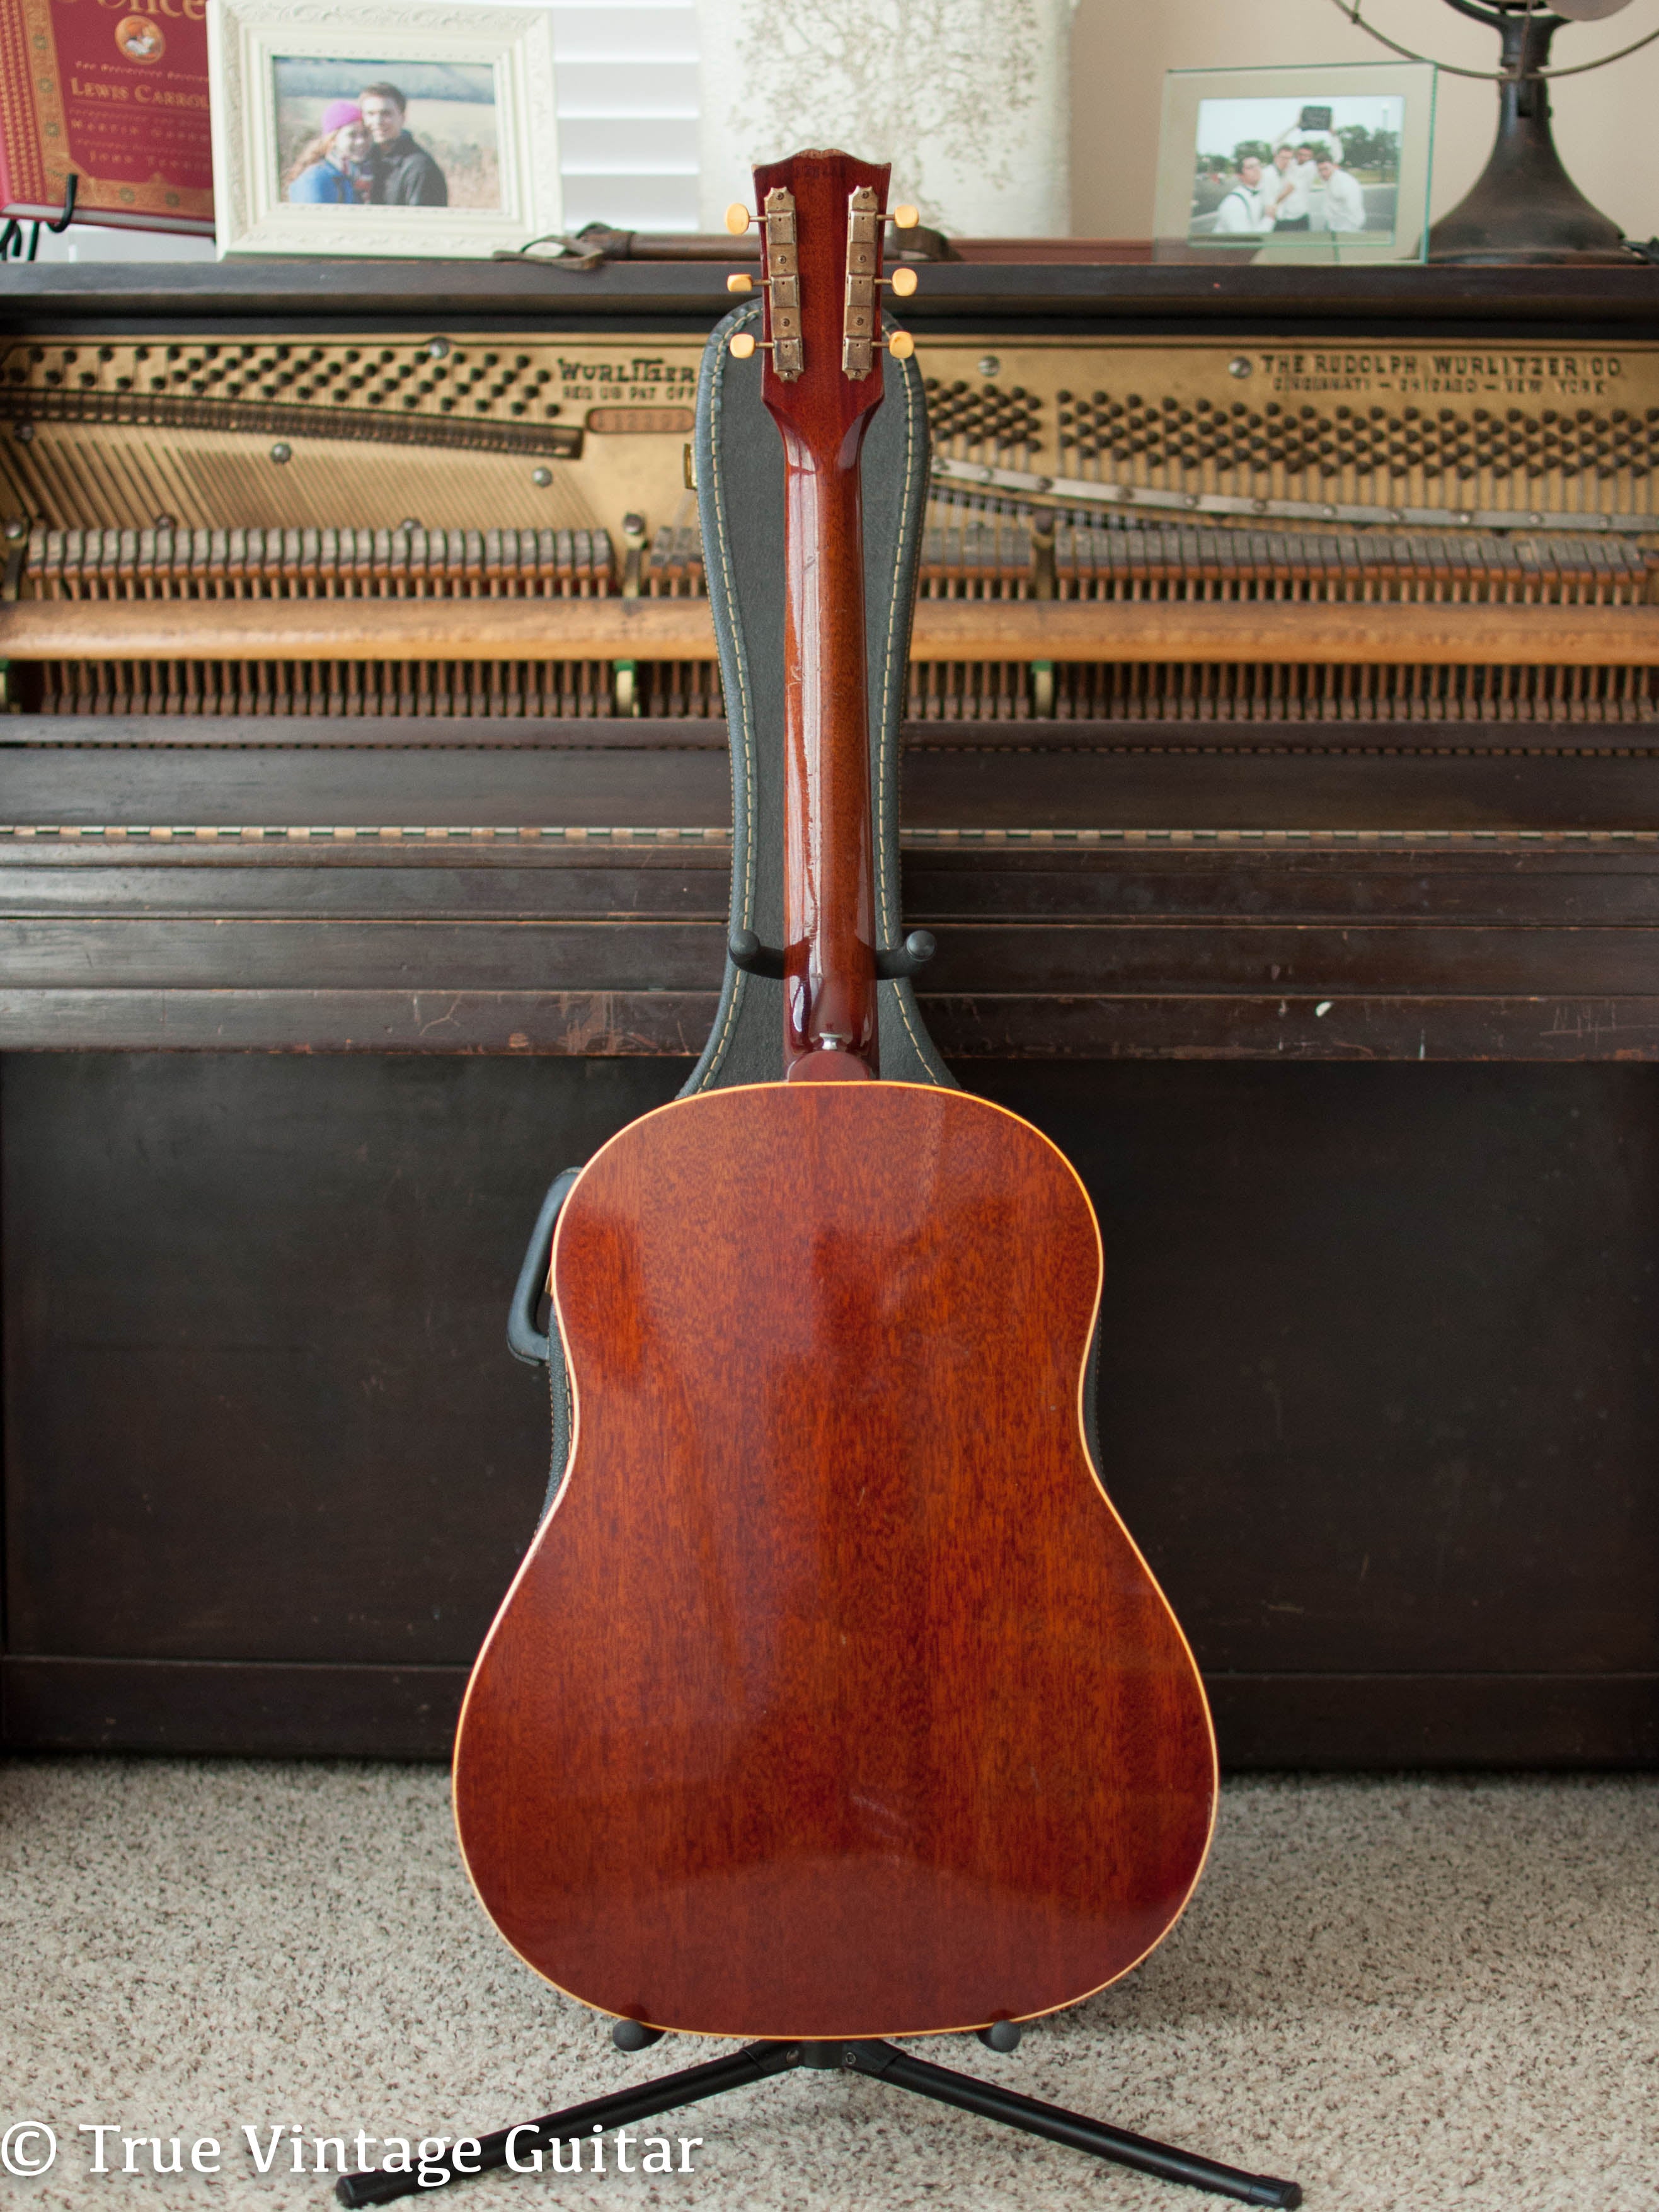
[892,204,920,230]
[726,273,754,294]
[890,266,918,297]
[725,203,753,236]
[729,332,757,360]
[888,331,916,360]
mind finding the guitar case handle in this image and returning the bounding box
[507,1167,583,1368]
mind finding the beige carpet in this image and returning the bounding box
[1,1762,1654,2211]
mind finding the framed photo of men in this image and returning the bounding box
[1153,62,1437,266]
[208,0,560,258]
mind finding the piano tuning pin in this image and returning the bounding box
[726,274,754,294]
[892,204,920,230]
[887,331,916,360]
[725,203,754,236]
[729,332,757,360]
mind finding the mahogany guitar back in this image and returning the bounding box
[453,1080,1215,2041]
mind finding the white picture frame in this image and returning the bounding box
[207,0,560,259]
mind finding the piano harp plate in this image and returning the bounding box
[8,332,1659,539]
[915,337,1659,537]
[0,336,707,536]
[4,328,1659,724]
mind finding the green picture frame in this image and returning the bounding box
[1154,60,1437,266]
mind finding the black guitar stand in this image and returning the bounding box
[334,2024,1301,2209]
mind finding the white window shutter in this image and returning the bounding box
[552,2,700,234]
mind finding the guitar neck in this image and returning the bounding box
[754,151,890,1083]
[780,413,878,1077]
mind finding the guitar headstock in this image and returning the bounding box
[726,151,908,457]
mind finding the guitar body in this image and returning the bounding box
[453,1080,1215,2039]
[454,149,1219,2053]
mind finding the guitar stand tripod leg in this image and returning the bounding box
[838,2041,1302,2208]
[333,2037,1302,2209]
[332,2042,798,2208]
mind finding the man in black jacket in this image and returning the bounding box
[359,83,448,207]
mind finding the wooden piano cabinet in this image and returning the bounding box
[6,1050,1658,1768]
[0,1052,687,1757]
[0,725,1656,1768]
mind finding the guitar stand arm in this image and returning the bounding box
[728,929,936,981]
[501,910,939,1365]
[332,2036,1301,2209]
[506,1167,583,1367]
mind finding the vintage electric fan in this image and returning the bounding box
[1333,0,1653,261]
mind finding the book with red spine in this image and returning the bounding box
[0,0,214,233]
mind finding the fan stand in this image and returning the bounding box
[1425,0,1631,263]
[334,2027,1302,2209]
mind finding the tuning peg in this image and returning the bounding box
[887,331,916,360]
[725,203,754,236]
[730,331,777,360]
[892,204,920,230]
[880,267,919,297]
[726,273,754,294]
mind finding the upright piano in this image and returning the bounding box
[3,256,1657,1767]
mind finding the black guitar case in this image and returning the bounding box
[508,301,953,1512]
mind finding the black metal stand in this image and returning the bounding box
[333,2034,1301,2209]
[0,173,79,265]
[1426,1,1628,265]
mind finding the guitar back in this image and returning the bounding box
[454,1080,1215,2040]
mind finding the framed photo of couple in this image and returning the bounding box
[1153,62,1437,266]
[207,0,560,258]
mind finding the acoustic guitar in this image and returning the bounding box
[452,149,1217,2043]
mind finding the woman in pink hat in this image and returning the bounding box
[286,101,372,203]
